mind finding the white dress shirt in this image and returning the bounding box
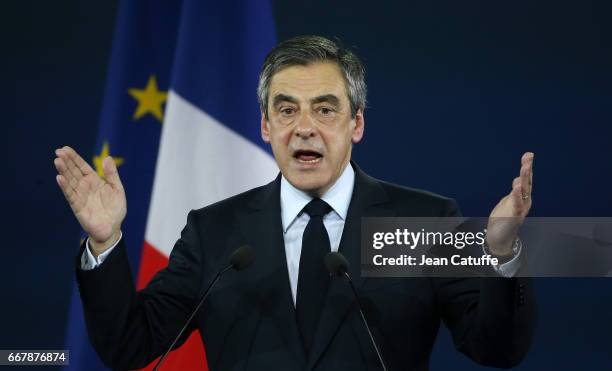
[280,163,355,305]
[82,163,521,298]
[81,231,121,270]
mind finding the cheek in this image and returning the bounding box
[270,126,293,149]
[324,128,352,156]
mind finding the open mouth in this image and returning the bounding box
[293,149,323,164]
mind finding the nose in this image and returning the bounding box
[294,112,316,139]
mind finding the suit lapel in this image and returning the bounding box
[240,175,307,366]
[238,164,394,369]
[306,163,394,370]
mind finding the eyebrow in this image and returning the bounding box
[310,94,340,106]
[271,93,341,109]
[272,94,298,108]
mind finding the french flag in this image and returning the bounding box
[65,1,277,370]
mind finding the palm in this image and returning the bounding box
[486,195,525,251]
[74,173,126,242]
[54,146,126,244]
[485,152,534,255]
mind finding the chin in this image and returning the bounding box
[287,172,330,194]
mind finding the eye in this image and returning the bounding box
[318,107,335,115]
[280,107,296,116]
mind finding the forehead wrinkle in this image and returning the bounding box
[268,62,348,106]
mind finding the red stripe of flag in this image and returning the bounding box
[137,240,208,370]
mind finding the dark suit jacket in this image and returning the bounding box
[76,163,536,370]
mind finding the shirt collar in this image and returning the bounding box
[280,162,355,232]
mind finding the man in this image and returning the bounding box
[54,36,535,370]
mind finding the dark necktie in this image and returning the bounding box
[296,198,333,353]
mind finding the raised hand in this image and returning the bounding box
[485,152,534,256]
[54,146,127,256]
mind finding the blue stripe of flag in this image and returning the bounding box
[64,0,183,369]
[170,0,277,153]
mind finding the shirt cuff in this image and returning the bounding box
[481,238,523,278]
[80,231,123,270]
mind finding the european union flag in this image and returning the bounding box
[64,0,182,369]
[65,0,277,370]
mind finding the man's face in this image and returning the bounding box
[261,62,364,196]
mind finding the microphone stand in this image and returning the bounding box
[344,271,389,371]
[152,265,232,371]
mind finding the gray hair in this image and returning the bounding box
[257,35,367,119]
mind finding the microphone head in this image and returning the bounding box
[230,245,255,271]
[325,252,349,276]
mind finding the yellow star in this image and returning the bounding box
[128,75,167,122]
[93,142,125,178]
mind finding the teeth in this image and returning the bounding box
[297,157,321,164]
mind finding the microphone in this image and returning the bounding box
[324,252,389,371]
[153,245,255,371]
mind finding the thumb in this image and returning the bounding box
[103,156,124,190]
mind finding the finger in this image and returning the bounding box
[54,150,78,182]
[58,174,85,212]
[520,152,534,196]
[514,181,533,216]
[62,146,95,176]
[58,155,81,192]
[512,177,521,189]
[510,184,524,215]
[521,152,534,184]
[56,174,77,205]
[53,156,67,177]
[521,152,534,166]
[103,156,124,191]
[520,164,530,198]
[57,148,84,183]
[528,153,534,189]
[53,157,78,193]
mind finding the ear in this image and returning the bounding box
[261,111,271,143]
[351,109,365,144]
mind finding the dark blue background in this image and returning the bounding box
[5,0,611,369]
